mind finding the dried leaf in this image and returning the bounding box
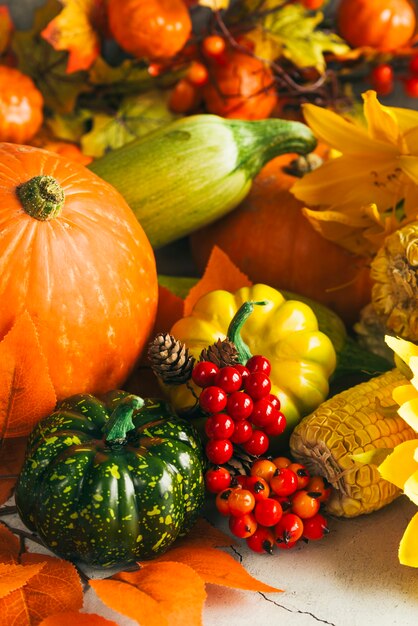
[40,612,119,626]
[81,92,176,158]
[0,524,20,564]
[114,561,206,626]
[12,0,89,113]
[184,246,252,316]
[0,562,45,600]
[90,579,166,626]
[41,0,103,73]
[152,546,282,592]
[174,518,236,549]
[0,438,28,505]
[0,311,57,439]
[248,4,349,73]
[46,109,92,143]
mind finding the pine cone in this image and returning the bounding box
[199,338,239,368]
[225,448,258,476]
[148,333,195,385]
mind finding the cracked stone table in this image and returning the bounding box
[4,494,418,626]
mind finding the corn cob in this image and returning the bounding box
[289,369,416,517]
[89,114,316,248]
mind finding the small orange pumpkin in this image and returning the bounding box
[337,0,416,51]
[0,66,43,143]
[0,143,158,400]
[202,47,278,120]
[107,0,192,59]
[190,152,372,327]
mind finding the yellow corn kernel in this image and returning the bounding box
[289,369,416,517]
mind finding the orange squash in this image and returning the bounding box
[107,0,192,60]
[202,47,278,120]
[0,143,158,400]
[337,0,416,51]
[0,66,43,143]
[190,152,372,327]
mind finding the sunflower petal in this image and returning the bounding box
[302,102,397,157]
[398,155,418,185]
[399,511,418,567]
[389,105,418,133]
[385,336,418,366]
[398,398,418,432]
[362,90,402,148]
[392,383,418,407]
[379,439,418,489]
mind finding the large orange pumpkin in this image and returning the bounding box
[0,143,158,400]
[337,0,416,51]
[190,152,372,327]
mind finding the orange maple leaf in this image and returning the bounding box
[0,553,83,626]
[0,561,46,600]
[40,612,119,626]
[0,311,57,439]
[0,523,20,565]
[0,437,28,505]
[41,0,104,73]
[184,246,252,316]
[153,285,184,335]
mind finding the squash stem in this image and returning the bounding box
[227,301,268,364]
[104,395,144,445]
[17,175,65,221]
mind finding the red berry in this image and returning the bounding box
[290,490,320,519]
[274,513,304,545]
[205,413,235,439]
[245,475,270,501]
[272,456,291,469]
[246,526,275,554]
[233,474,248,489]
[205,466,231,493]
[271,494,292,512]
[404,76,418,98]
[246,355,271,376]
[243,430,269,456]
[215,487,234,516]
[302,513,329,541]
[268,394,281,410]
[186,61,209,86]
[301,0,324,8]
[228,488,256,516]
[250,397,276,428]
[307,476,332,503]
[263,411,286,436]
[254,498,283,527]
[250,458,277,483]
[202,34,226,59]
[410,53,418,75]
[234,364,250,385]
[192,361,219,388]
[205,438,233,464]
[244,371,271,400]
[288,463,310,490]
[370,64,394,96]
[214,366,242,393]
[199,385,227,414]
[270,467,299,497]
[230,419,253,444]
[227,391,253,420]
[229,512,257,538]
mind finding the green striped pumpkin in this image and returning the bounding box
[15,391,205,568]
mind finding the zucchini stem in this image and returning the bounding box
[227,300,268,364]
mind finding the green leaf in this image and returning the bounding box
[11,0,89,113]
[81,91,178,158]
[46,109,92,143]
[249,4,350,72]
[350,448,394,466]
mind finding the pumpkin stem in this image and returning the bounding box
[227,301,268,364]
[17,175,65,221]
[104,395,144,445]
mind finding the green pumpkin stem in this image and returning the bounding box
[104,395,144,445]
[227,300,269,364]
[17,175,65,221]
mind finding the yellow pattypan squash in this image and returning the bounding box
[167,284,336,440]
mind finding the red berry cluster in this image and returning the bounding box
[192,356,287,464]
[370,54,418,98]
[205,456,330,554]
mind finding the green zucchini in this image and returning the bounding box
[89,114,316,248]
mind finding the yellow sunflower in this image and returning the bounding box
[291,90,418,256]
[380,335,418,567]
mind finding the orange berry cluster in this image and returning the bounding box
[206,456,331,554]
